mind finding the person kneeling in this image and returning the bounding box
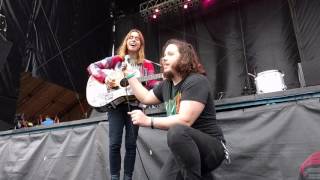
[126,39,227,180]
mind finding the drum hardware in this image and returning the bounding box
[242,85,256,96]
[217,92,225,100]
[297,62,306,88]
[248,70,287,94]
[243,73,257,95]
[247,73,256,78]
[256,70,286,94]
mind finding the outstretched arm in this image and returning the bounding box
[127,77,161,105]
[128,100,205,129]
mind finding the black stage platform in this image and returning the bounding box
[1,85,320,137]
[215,85,320,111]
[143,85,320,115]
[0,86,320,180]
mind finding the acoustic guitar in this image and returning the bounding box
[86,69,162,112]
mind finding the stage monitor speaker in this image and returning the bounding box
[0,37,13,70]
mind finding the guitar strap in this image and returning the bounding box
[107,95,136,110]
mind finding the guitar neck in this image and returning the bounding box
[138,73,162,82]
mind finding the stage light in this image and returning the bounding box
[183,4,188,9]
[140,0,200,21]
[202,0,215,8]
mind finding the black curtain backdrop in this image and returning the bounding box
[290,0,320,86]
[0,37,18,128]
[197,1,248,98]
[240,0,300,91]
[2,0,112,93]
[0,99,320,179]
[141,0,303,99]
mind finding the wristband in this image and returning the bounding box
[150,117,154,129]
[126,72,136,80]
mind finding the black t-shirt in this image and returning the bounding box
[153,73,225,140]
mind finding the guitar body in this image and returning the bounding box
[86,69,162,112]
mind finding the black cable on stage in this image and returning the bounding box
[124,83,151,180]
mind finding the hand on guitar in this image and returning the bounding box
[105,76,119,89]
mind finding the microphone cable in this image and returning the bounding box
[124,83,151,180]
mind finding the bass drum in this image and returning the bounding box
[255,70,287,94]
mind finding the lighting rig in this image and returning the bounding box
[140,0,200,21]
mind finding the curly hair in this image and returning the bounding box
[117,29,145,64]
[161,39,206,79]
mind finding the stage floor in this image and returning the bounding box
[215,85,320,111]
[143,85,320,114]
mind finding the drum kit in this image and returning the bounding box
[249,69,287,94]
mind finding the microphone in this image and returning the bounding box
[121,55,131,71]
[119,55,131,87]
[124,54,130,62]
[150,61,161,67]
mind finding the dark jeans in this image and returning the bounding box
[108,104,139,177]
[159,124,225,180]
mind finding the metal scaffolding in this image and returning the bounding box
[139,0,200,20]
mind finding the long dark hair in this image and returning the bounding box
[161,39,206,79]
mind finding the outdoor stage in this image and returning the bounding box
[1,0,320,179]
[1,86,320,180]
